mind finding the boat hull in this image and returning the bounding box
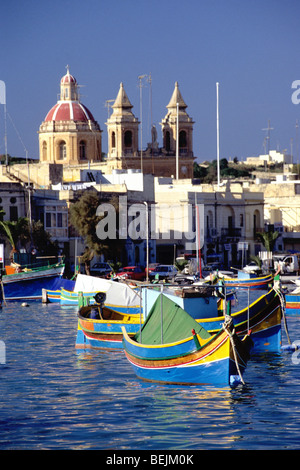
[285,294,300,315]
[2,264,65,300]
[122,326,252,387]
[198,289,282,353]
[75,305,143,349]
[221,273,273,289]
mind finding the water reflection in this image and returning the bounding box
[1,296,300,450]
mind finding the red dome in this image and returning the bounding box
[45,101,95,122]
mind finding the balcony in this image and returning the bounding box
[220,227,242,240]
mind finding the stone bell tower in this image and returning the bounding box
[105,83,139,168]
[160,81,194,159]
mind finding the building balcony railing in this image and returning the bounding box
[220,227,242,239]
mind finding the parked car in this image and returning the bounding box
[149,265,178,281]
[147,263,160,273]
[116,266,146,281]
[90,262,112,277]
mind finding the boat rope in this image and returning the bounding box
[274,284,291,345]
[223,315,245,385]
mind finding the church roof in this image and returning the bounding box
[44,68,96,123]
[44,101,95,122]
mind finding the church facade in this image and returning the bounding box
[38,70,195,178]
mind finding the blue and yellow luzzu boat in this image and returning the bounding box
[63,288,141,314]
[198,288,282,353]
[44,289,62,303]
[60,288,97,306]
[122,295,253,387]
[219,272,274,289]
[76,300,143,350]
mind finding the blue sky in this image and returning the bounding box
[0,0,300,164]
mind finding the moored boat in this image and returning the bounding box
[218,272,274,289]
[198,288,282,353]
[2,262,65,301]
[75,292,143,349]
[122,294,253,387]
[61,274,141,313]
[42,278,76,303]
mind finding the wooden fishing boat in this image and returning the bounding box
[61,288,141,314]
[198,288,282,353]
[2,262,65,301]
[142,284,222,319]
[219,272,274,289]
[60,274,141,313]
[44,289,61,303]
[75,293,143,349]
[60,288,97,305]
[122,294,253,387]
[42,278,76,303]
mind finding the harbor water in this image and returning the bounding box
[1,288,300,450]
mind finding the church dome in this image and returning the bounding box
[44,68,96,123]
[60,71,77,84]
[44,101,95,122]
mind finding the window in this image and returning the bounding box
[124,130,132,148]
[10,206,18,221]
[79,140,86,160]
[42,141,47,160]
[59,141,67,160]
[46,213,52,227]
[165,131,171,151]
[179,130,187,148]
[111,132,116,148]
[57,213,62,227]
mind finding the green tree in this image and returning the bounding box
[69,190,123,275]
[0,210,58,263]
[0,214,30,261]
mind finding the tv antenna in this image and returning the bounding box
[262,120,274,155]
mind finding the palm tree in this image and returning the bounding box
[0,211,30,262]
[256,230,279,253]
[256,230,279,271]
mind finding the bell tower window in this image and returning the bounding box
[111,132,116,148]
[124,130,132,147]
[165,131,171,152]
[179,130,187,148]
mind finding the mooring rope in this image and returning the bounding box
[223,315,245,385]
[274,284,291,346]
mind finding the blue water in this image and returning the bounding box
[1,289,300,450]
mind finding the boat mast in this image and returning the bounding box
[216,82,220,187]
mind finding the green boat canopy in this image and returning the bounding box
[134,294,212,345]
